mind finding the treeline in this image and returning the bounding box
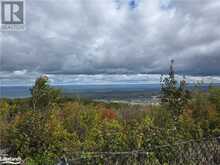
[0,63,220,164]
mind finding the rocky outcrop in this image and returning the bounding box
[0,149,22,165]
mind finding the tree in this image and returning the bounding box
[30,75,60,111]
[160,60,191,120]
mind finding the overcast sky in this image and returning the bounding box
[1,0,220,85]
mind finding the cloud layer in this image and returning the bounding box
[1,70,220,86]
[1,0,220,85]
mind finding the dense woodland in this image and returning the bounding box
[0,64,220,164]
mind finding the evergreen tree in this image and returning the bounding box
[160,60,191,120]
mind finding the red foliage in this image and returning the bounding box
[101,109,117,120]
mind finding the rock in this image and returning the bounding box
[56,157,69,165]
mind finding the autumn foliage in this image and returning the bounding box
[0,75,220,164]
[101,109,117,120]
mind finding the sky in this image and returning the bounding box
[1,0,220,85]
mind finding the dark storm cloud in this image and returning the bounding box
[1,0,220,76]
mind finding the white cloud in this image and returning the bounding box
[13,69,27,76]
[1,71,220,86]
